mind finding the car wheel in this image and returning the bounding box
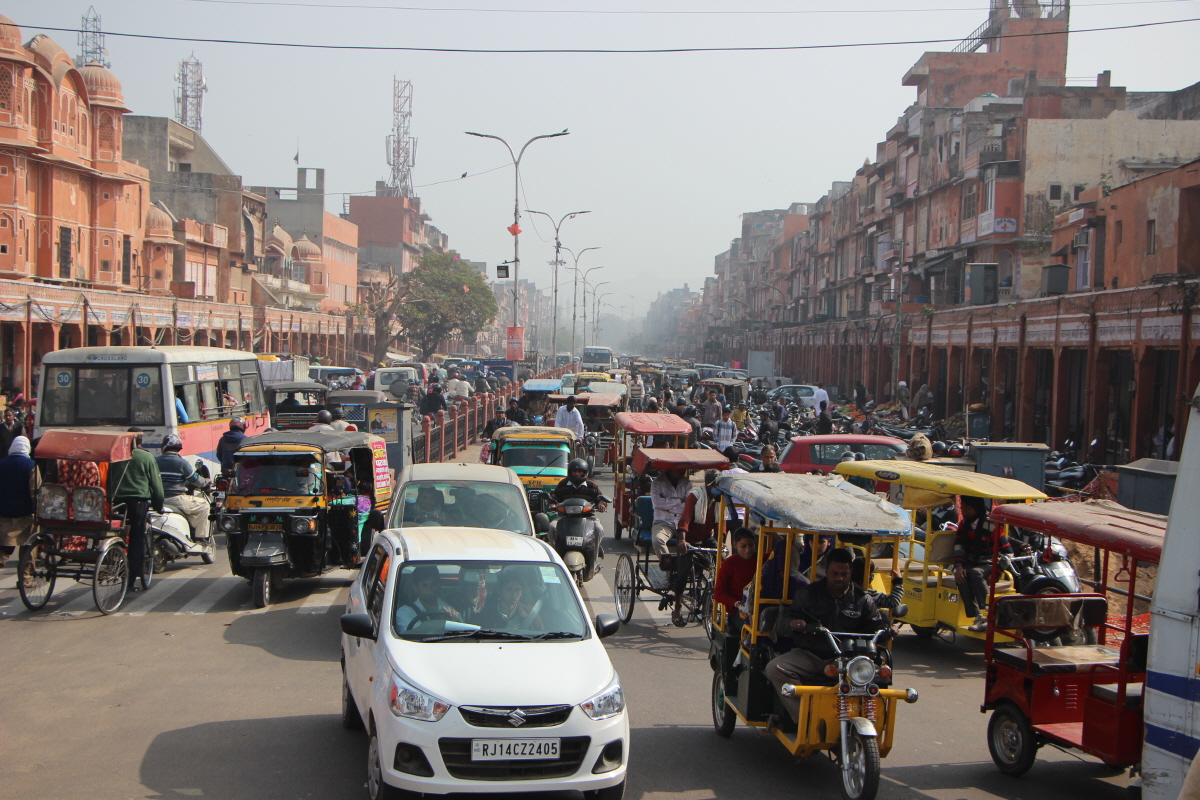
[988,703,1039,776]
[584,779,626,800]
[342,667,364,730]
[367,728,417,799]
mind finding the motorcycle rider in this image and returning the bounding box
[550,458,607,543]
[215,417,248,473]
[154,434,211,540]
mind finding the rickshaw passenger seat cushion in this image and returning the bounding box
[991,644,1121,676]
[1092,682,1144,707]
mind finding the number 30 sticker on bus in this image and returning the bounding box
[36,346,270,472]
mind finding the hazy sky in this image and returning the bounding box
[9,0,1200,321]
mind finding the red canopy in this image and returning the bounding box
[34,429,137,463]
[633,447,729,473]
[614,412,691,436]
[549,393,622,407]
[990,500,1164,564]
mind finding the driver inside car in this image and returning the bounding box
[765,548,887,722]
[394,565,461,631]
[405,486,449,526]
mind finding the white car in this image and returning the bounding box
[341,526,628,800]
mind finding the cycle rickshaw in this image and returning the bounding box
[612,411,693,538]
[612,447,730,626]
[18,430,153,614]
[706,472,919,800]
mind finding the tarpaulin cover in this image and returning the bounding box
[716,472,911,537]
[582,382,628,396]
[577,393,622,407]
[835,459,1046,501]
[522,379,563,393]
[34,429,137,462]
[491,426,578,443]
[632,448,729,473]
[614,412,691,436]
[991,499,1164,564]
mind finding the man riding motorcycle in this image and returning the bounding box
[154,434,212,540]
[549,458,608,540]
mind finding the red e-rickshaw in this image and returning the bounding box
[611,411,693,538]
[981,499,1165,776]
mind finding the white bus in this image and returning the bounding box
[580,346,615,373]
[36,346,270,470]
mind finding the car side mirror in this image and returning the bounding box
[340,612,377,641]
[533,513,550,534]
[595,613,620,639]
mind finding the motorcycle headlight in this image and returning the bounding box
[581,675,625,721]
[219,515,239,532]
[846,656,877,687]
[291,516,314,533]
[38,484,69,520]
[72,486,106,522]
[388,673,450,722]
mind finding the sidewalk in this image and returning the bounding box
[452,442,484,464]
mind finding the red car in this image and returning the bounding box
[779,434,907,475]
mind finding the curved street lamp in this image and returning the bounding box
[566,263,605,354]
[593,291,613,344]
[526,209,590,362]
[584,280,610,348]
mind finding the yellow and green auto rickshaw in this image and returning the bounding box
[488,425,580,517]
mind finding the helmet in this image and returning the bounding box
[229,417,246,432]
[330,407,345,420]
[162,433,183,452]
[723,405,732,413]
[840,452,855,462]
[931,440,948,456]
[567,458,590,478]
[947,442,966,458]
[853,452,867,461]
[316,410,333,424]
[684,405,697,417]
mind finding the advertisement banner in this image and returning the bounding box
[506,327,525,361]
[368,407,398,443]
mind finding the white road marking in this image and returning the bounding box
[175,572,240,615]
[120,568,208,616]
[297,582,350,614]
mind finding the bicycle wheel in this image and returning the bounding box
[18,533,57,611]
[93,540,129,615]
[140,532,154,591]
[614,554,636,624]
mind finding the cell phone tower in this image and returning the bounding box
[384,78,416,197]
[77,6,110,68]
[174,54,207,133]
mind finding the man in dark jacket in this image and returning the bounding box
[955,494,1013,631]
[0,435,36,567]
[766,548,886,722]
[812,401,834,435]
[111,429,165,590]
[215,417,248,473]
[550,459,606,545]
[419,385,448,418]
[505,399,529,426]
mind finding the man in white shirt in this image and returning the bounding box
[554,394,585,438]
[650,469,692,570]
[628,375,645,412]
[810,385,830,411]
[394,565,461,632]
[446,372,472,399]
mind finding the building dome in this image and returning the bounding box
[26,34,68,73]
[265,223,294,254]
[292,234,321,260]
[146,206,173,235]
[0,14,24,58]
[80,62,125,107]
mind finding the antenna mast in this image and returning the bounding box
[78,6,109,68]
[174,54,208,133]
[384,78,416,197]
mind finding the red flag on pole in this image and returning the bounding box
[507,223,522,236]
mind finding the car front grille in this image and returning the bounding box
[438,736,589,781]
[459,705,573,728]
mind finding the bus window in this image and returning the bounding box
[130,367,165,426]
[77,368,131,426]
[42,366,75,425]
[200,381,220,419]
[180,383,201,422]
[221,379,244,413]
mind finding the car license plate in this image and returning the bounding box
[471,739,560,761]
[565,536,584,547]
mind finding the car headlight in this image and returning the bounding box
[38,484,69,520]
[581,675,625,721]
[219,515,239,532]
[72,486,106,522]
[388,673,450,722]
[846,656,877,687]
[291,516,314,533]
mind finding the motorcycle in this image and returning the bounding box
[150,459,217,570]
[549,496,607,586]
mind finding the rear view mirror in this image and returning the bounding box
[595,613,620,639]
[340,613,377,640]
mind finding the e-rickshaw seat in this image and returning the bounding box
[1092,682,1144,708]
[990,595,1114,675]
[992,644,1122,676]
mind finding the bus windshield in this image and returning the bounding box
[40,365,165,427]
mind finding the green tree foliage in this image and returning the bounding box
[346,270,409,367]
[396,252,498,360]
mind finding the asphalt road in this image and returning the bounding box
[0,475,1133,800]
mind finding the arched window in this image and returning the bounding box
[0,67,11,111]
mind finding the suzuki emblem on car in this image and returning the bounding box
[507,709,527,727]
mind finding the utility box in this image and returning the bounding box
[968,442,1049,491]
[1116,458,1178,515]
[965,263,998,305]
[967,412,992,439]
[367,401,415,475]
[1041,263,1072,296]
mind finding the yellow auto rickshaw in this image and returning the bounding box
[833,459,1046,641]
[488,425,579,517]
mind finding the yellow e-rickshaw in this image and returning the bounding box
[833,460,1047,641]
[487,425,579,517]
[707,473,919,800]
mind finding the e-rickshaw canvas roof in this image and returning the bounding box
[522,379,563,393]
[582,382,628,396]
[327,390,388,405]
[834,459,1047,501]
[490,425,578,444]
[614,412,692,436]
[578,393,622,408]
[266,381,328,394]
[716,473,912,537]
[632,447,729,473]
[990,500,1164,564]
[35,429,137,462]
[237,430,384,454]
[702,377,745,388]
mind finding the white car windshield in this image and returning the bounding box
[388,480,532,536]
[392,561,588,641]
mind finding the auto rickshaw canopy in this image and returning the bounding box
[834,459,1047,508]
[614,411,691,436]
[327,390,389,406]
[266,381,328,396]
[237,430,386,454]
[581,382,628,396]
[990,499,1164,564]
[632,447,728,473]
[490,425,579,444]
[522,378,563,393]
[34,429,137,462]
[716,472,912,536]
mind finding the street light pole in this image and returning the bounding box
[465,129,569,333]
[585,280,610,348]
[566,262,604,355]
[594,291,613,344]
[526,209,590,364]
[562,248,601,359]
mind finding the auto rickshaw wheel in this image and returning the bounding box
[711,672,737,737]
[17,533,57,611]
[988,703,1038,776]
[252,567,272,608]
[614,554,636,624]
[93,540,129,615]
[840,728,881,800]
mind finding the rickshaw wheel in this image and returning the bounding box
[711,672,736,737]
[140,533,154,591]
[701,585,717,641]
[252,568,272,608]
[614,554,636,624]
[839,729,880,800]
[93,540,129,615]
[988,703,1038,776]
[17,533,57,611]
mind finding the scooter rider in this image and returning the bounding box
[550,459,607,541]
[216,417,248,473]
[154,434,211,540]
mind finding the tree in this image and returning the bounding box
[346,271,410,368]
[395,252,498,360]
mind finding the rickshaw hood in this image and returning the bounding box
[716,473,911,536]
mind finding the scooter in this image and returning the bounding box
[549,496,607,586]
[149,492,216,569]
